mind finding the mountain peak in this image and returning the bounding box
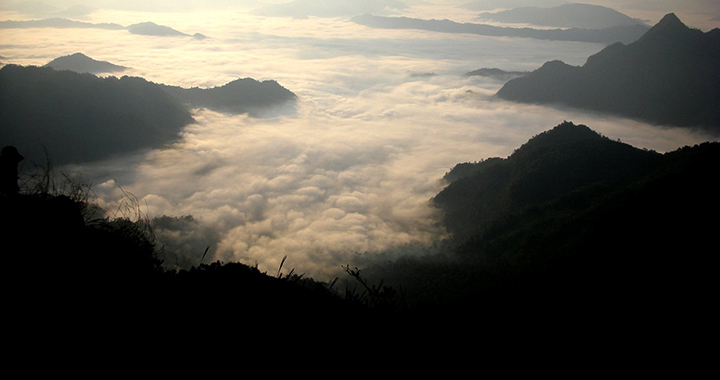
[639,12,692,42]
[44,52,127,74]
[656,13,685,28]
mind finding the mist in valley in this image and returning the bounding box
[2,0,718,283]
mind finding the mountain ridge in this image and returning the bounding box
[476,3,645,30]
[496,13,720,130]
[351,13,650,45]
[43,52,127,74]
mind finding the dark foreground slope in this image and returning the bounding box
[497,13,720,130]
[364,122,718,323]
[1,190,372,333]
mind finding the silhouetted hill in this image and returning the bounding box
[0,65,297,164]
[433,121,662,242]
[360,121,718,324]
[0,17,125,30]
[1,191,371,330]
[476,3,645,29]
[0,18,205,38]
[159,78,298,116]
[465,67,528,81]
[0,64,194,165]
[351,13,649,45]
[43,52,127,74]
[127,21,189,37]
[496,13,720,130]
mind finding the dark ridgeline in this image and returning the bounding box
[159,78,297,117]
[496,13,720,130]
[1,151,373,335]
[0,64,194,165]
[1,122,717,335]
[465,67,529,81]
[359,122,718,329]
[44,52,128,74]
[350,13,650,45]
[0,63,296,165]
[475,3,645,30]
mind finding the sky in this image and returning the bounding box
[1,0,718,280]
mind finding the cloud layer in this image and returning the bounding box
[2,5,716,280]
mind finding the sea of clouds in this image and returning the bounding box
[2,2,717,280]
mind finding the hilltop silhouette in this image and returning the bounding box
[0,64,194,165]
[0,18,205,38]
[360,121,718,323]
[2,121,716,332]
[351,13,650,45]
[127,21,190,37]
[0,63,297,165]
[1,180,372,330]
[496,13,720,130]
[43,52,127,74]
[159,78,297,117]
[465,67,528,81]
[476,3,645,29]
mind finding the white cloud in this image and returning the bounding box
[3,5,716,280]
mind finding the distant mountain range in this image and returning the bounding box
[44,52,127,74]
[0,18,206,39]
[0,62,296,164]
[127,21,206,39]
[0,17,124,30]
[476,3,645,30]
[350,13,650,45]
[496,13,720,130]
[465,67,528,81]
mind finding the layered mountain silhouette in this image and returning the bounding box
[43,52,127,74]
[0,18,205,38]
[0,65,194,165]
[127,21,206,39]
[0,17,124,30]
[433,121,662,242]
[351,14,649,45]
[476,3,645,30]
[465,67,528,81]
[160,78,297,117]
[359,121,718,319]
[496,13,720,130]
[0,64,297,164]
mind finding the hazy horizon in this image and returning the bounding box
[1,1,718,280]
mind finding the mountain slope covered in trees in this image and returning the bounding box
[0,64,194,165]
[0,63,297,165]
[360,121,718,321]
